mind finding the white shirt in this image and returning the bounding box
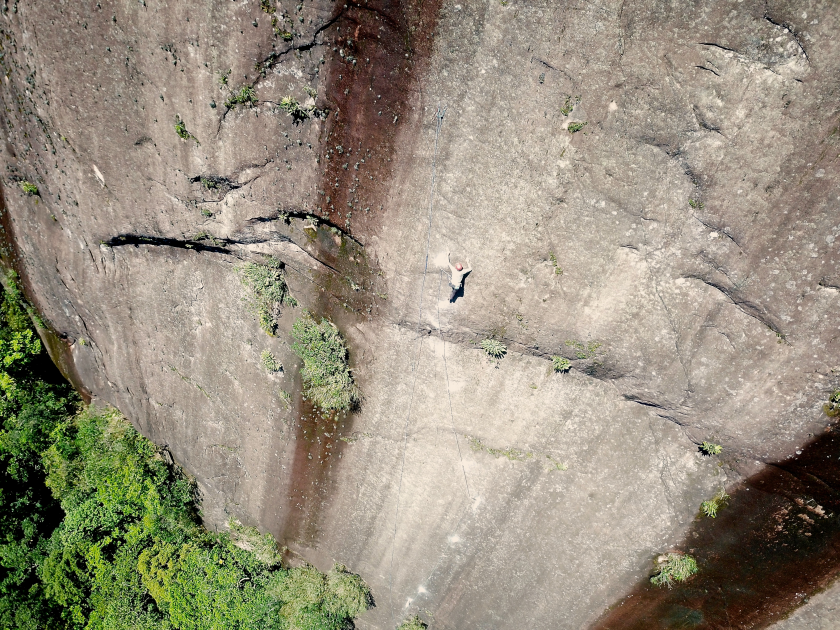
[449,262,472,288]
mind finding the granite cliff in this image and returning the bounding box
[1,0,840,627]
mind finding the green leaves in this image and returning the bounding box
[291,312,359,412]
[700,489,730,518]
[0,277,372,629]
[825,390,840,418]
[699,441,723,456]
[239,258,296,336]
[225,86,258,109]
[480,338,507,360]
[650,553,698,588]
[551,356,571,373]
[19,181,38,196]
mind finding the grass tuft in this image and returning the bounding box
[20,180,38,195]
[552,356,571,373]
[225,86,257,109]
[700,488,730,518]
[568,121,587,133]
[650,553,698,588]
[397,615,428,630]
[480,338,507,360]
[239,257,296,336]
[699,441,722,456]
[260,350,283,373]
[174,115,197,143]
[291,312,359,412]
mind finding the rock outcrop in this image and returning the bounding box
[1,0,839,627]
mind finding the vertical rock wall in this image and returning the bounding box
[1,0,840,628]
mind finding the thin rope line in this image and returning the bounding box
[388,106,446,623]
[437,270,471,498]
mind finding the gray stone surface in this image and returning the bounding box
[1,0,840,628]
[771,580,840,630]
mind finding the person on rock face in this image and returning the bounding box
[447,252,472,302]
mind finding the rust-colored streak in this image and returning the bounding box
[278,393,352,550]
[273,0,442,549]
[593,431,840,630]
[316,0,442,237]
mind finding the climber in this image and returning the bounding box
[446,252,472,302]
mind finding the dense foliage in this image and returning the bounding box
[0,274,77,630]
[291,312,359,412]
[0,277,372,629]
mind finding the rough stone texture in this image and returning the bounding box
[1,0,840,628]
[772,581,840,630]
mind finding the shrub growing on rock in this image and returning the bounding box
[650,553,698,588]
[480,338,507,360]
[552,356,571,373]
[700,489,730,518]
[19,180,38,195]
[291,312,360,412]
[239,257,296,335]
[397,614,428,630]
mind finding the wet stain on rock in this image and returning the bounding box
[268,0,442,550]
[594,428,840,629]
[315,0,443,237]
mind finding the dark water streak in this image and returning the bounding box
[594,428,840,629]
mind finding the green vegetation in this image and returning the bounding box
[0,273,78,629]
[700,489,730,518]
[552,356,571,373]
[688,199,705,210]
[19,180,38,195]
[468,436,568,471]
[560,95,581,116]
[260,0,275,13]
[650,553,698,588]
[397,615,428,630]
[549,252,563,275]
[565,339,601,359]
[568,121,587,133]
[260,350,282,374]
[218,69,231,87]
[480,338,507,360]
[545,455,568,472]
[699,441,722,456]
[279,390,292,408]
[225,86,258,109]
[291,312,360,412]
[239,257,297,336]
[0,277,373,629]
[468,436,532,462]
[279,96,310,123]
[824,390,840,418]
[200,177,218,190]
[174,115,197,143]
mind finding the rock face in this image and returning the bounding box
[1,0,839,627]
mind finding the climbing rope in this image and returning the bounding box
[388,105,446,622]
[437,270,471,499]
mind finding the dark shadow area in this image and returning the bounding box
[594,427,840,629]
